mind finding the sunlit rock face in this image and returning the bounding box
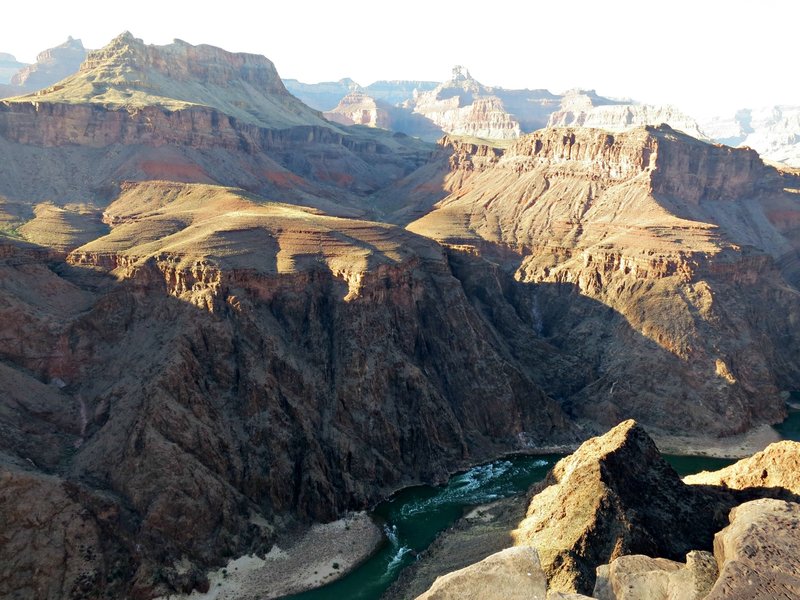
[510,422,800,594]
[408,125,800,435]
[406,66,522,140]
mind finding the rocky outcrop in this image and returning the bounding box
[412,424,800,598]
[325,91,393,128]
[324,90,444,140]
[592,551,717,600]
[406,66,522,140]
[684,440,800,493]
[415,546,547,600]
[511,421,727,593]
[9,37,86,91]
[407,125,800,436]
[705,499,800,599]
[511,421,800,594]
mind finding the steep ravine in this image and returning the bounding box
[0,213,576,598]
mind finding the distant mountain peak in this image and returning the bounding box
[451,65,473,82]
[10,33,331,130]
[9,37,87,90]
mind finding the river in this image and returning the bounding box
[285,399,800,600]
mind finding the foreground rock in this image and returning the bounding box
[511,420,729,593]
[593,551,717,600]
[415,546,547,600]
[511,421,800,594]
[705,499,800,600]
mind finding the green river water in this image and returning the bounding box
[286,403,800,600]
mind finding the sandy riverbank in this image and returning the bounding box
[651,423,783,459]
[159,512,383,600]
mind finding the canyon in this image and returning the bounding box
[0,30,798,600]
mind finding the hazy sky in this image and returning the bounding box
[2,0,797,117]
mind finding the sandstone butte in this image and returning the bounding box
[0,30,799,599]
[415,421,800,599]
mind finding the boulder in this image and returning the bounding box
[704,499,800,600]
[512,420,734,593]
[593,551,717,600]
[415,546,547,600]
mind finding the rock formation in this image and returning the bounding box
[324,90,444,140]
[703,105,800,167]
[510,420,744,593]
[0,52,27,84]
[407,126,800,436]
[415,546,547,600]
[405,66,522,140]
[15,32,324,129]
[9,36,86,92]
[704,499,800,599]
[325,91,393,129]
[416,422,800,598]
[592,551,718,600]
[684,440,800,493]
[547,89,708,140]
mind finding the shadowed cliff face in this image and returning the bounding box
[0,183,574,598]
[408,126,800,435]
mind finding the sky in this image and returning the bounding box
[1,0,797,118]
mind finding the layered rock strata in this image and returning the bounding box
[0,181,575,598]
[407,126,800,435]
[511,420,800,594]
[407,67,522,140]
[0,32,434,213]
[547,89,708,140]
